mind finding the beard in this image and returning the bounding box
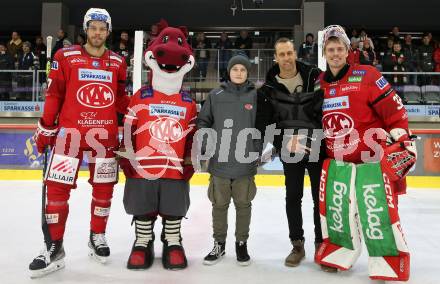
[87,37,106,48]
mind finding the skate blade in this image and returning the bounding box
[30,259,65,279]
[89,249,108,264]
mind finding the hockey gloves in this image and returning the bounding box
[381,128,417,181]
[33,119,58,154]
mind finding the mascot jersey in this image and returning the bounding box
[124,87,197,180]
[43,45,129,148]
[317,64,409,163]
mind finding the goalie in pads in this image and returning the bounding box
[314,25,416,281]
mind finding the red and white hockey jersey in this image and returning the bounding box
[123,87,197,179]
[43,45,129,148]
[317,64,409,163]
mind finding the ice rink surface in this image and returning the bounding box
[0,180,439,284]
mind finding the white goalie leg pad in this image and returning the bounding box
[368,257,398,279]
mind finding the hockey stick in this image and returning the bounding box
[40,35,53,247]
[41,148,52,246]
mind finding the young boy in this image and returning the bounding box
[197,55,259,266]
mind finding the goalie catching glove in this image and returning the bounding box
[381,128,417,181]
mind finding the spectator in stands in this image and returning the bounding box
[386,41,409,86]
[7,31,23,62]
[0,43,14,100]
[358,28,374,51]
[391,26,401,42]
[347,39,360,65]
[34,36,47,67]
[17,41,35,101]
[350,28,360,45]
[119,30,132,50]
[147,24,159,46]
[298,33,318,65]
[235,30,253,57]
[378,36,395,72]
[402,34,418,84]
[193,32,210,81]
[427,32,434,47]
[34,36,47,84]
[418,33,434,85]
[52,29,67,55]
[359,39,376,66]
[216,32,233,81]
[115,41,131,65]
[75,34,85,46]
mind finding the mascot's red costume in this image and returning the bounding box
[119,20,197,270]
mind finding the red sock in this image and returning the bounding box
[90,185,113,233]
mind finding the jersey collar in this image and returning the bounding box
[323,63,350,83]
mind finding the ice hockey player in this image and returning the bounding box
[29,8,130,278]
[314,25,417,281]
[118,20,197,270]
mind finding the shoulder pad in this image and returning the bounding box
[61,46,77,51]
[109,51,123,63]
[181,91,193,102]
[140,86,153,99]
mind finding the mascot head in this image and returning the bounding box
[144,20,194,94]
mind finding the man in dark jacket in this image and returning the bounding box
[0,43,14,100]
[17,41,35,101]
[418,33,435,85]
[256,37,334,271]
[52,29,67,56]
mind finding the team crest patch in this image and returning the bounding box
[375,76,389,90]
[51,61,58,70]
[244,103,253,110]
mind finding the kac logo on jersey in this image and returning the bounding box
[51,61,58,70]
[323,96,350,111]
[78,68,112,83]
[149,104,187,119]
[322,112,354,139]
[77,83,114,108]
[329,88,337,96]
[149,117,184,143]
[92,61,100,68]
[376,76,389,90]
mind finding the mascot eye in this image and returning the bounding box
[177,37,183,45]
[162,36,169,43]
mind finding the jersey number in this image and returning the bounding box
[393,94,404,110]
